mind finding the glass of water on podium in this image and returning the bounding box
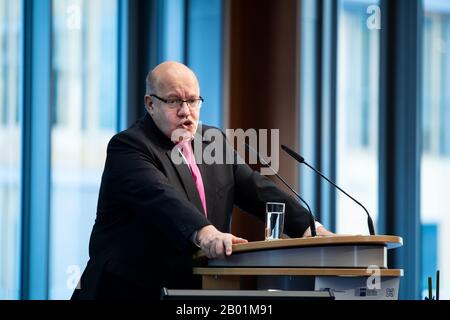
[265,202,285,240]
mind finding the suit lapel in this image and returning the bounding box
[143,114,206,215]
[165,149,205,215]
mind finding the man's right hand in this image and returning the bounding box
[197,225,248,259]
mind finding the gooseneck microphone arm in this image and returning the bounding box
[281,145,376,236]
[244,143,317,237]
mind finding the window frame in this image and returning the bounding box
[299,0,424,299]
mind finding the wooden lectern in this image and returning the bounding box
[193,235,403,300]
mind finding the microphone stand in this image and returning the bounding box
[281,144,375,236]
[245,143,317,237]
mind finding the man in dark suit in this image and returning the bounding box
[71,61,332,300]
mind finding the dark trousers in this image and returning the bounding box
[71,272,160,300]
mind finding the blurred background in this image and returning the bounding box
[0,0,448,300]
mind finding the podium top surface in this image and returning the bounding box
[192,267,404,277]
[194,235,402,260]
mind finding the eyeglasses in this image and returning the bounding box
[150,94,204,110]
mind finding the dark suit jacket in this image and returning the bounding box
[71,114,311,300]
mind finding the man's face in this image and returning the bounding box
[145,67,200,142]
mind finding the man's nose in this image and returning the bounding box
[177,102,190,116]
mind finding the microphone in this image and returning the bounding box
[281,144,376,236]
[244,143,317,237]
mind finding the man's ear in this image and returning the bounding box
[144,95,154,115]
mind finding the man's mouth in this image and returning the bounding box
[180,120,194,128]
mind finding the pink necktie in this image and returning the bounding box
[179,141,208,217]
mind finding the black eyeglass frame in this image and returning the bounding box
[150,94,204,108]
